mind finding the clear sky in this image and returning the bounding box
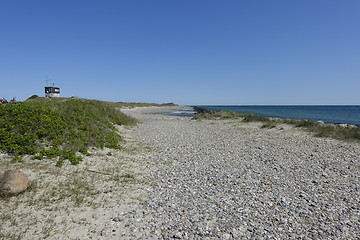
[1,0,359,105]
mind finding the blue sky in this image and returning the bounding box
[1,0,359,105]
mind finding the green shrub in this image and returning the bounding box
[0,99,138,164]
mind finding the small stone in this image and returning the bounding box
[173,231,183,239]
[221,233,232,240]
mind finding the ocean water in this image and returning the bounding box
[195,105,360,126]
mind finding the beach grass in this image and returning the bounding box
[192,110,243,120]
[194,110,360,141]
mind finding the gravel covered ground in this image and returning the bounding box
[116,106,360,239]
[2,106,358,239]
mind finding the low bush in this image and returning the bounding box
[0,98,138,164]
[241,113,271,123]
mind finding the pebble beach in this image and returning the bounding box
[1,105,359,239]
[116,106,360,239]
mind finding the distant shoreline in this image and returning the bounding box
[193,105,360,127]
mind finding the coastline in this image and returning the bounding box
[1,105,359,239]
[193,105,360,127]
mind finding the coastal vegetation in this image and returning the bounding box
[194,110,360,141]
[106,101,177,109]
[0,97,139,165]
[192,110,243,120]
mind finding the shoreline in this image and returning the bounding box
[193,105,360,128]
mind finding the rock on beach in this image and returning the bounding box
[0,169,29,196]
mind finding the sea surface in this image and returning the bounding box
[195,105,360,126]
